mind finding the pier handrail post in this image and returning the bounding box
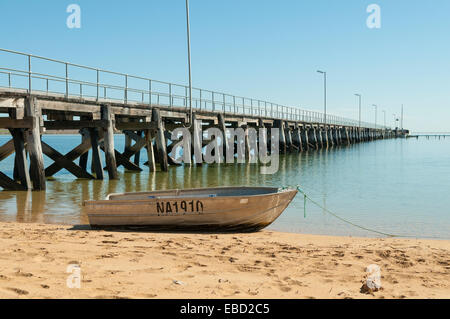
[125,75,128,104]
[149,80,152,105]
[96,69,99,101]
[65,62,69,98]
[223,94,226,112]
[24,96,46,190]
[28,55,32,94]
[101,104,119,179]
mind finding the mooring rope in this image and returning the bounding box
[280,185,399,238]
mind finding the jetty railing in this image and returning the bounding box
[0,48,389,129]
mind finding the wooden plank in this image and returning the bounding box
[219,114,230,159]
[0,118,34,129]
[145,130,156,172]
[116,122,157,131]
[0,171,27,191]
[191,113,203,165]
[134,131,142,166]
[109,148,142,171]
[42,141,95,179]
[285,124,294,152]
[301,127,309,151]
[292,127,302,152]
[89,128,104,180]
[79,128,89,170]
[9,129,32,189]
[24,97,46,190]
[39,100,100,113]
[45,135,94,177]
[101,105,118,179]
[152,109,168,171]
[44,120,108,130]
[0,139,15,162]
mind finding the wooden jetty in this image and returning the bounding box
[0,49,406,191]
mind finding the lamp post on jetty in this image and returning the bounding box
[185,0,193,125]
[355,93,362,129]
[372,104,377,130]
[317,70,327,125]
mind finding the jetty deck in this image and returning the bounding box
[0,48,407,191]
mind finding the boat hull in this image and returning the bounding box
[84,188,297,232]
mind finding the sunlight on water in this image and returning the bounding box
[0,135,449,239]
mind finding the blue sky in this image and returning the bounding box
[1,0,449,131]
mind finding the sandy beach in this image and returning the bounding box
[0,221,448,299]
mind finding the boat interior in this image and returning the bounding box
[105,187,280,201]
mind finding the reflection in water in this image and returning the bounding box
[0,135,449,239]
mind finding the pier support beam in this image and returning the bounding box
[332,127,339,146]
[343,127,351,145]
[191,113,203,165]
[153,109,169,171]
[327,127,334,147]
[145,130,156,172]
[258,119,268,155]
[310,127,319,150]
[79,120,90,171]
[219,114,230,158]
[24,97,46,190]
[300,126,309,151]
[275,120,287,154]
[316,128,323,149]
[285,123,294,152]
[9,129,31,189]
[89,128,104,180]
[293,125,302,152]
[101,105,118,179]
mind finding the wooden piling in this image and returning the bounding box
[275,120,287,154]
[293,125,302,152]
[301,126,309,151]
[101,105,118,179]
[219,114,230,158]
[144,130,156,172]
[285,123,294,152]
[89,128,104,180]
[153,109,169,171]
[9,129,31,189]
[24,97,46,190]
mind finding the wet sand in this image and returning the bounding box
[0,222,448,299]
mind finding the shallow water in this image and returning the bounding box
[0,135,449,239]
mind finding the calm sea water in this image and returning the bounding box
[0,135,449,239]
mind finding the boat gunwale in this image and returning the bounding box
[83,187,295,206]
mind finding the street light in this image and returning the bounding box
[354,94,362,129]
[372,104,377,129]
[317,70,327,125]
[185,0,193,125]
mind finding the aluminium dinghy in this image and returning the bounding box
[83,186,297,232]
